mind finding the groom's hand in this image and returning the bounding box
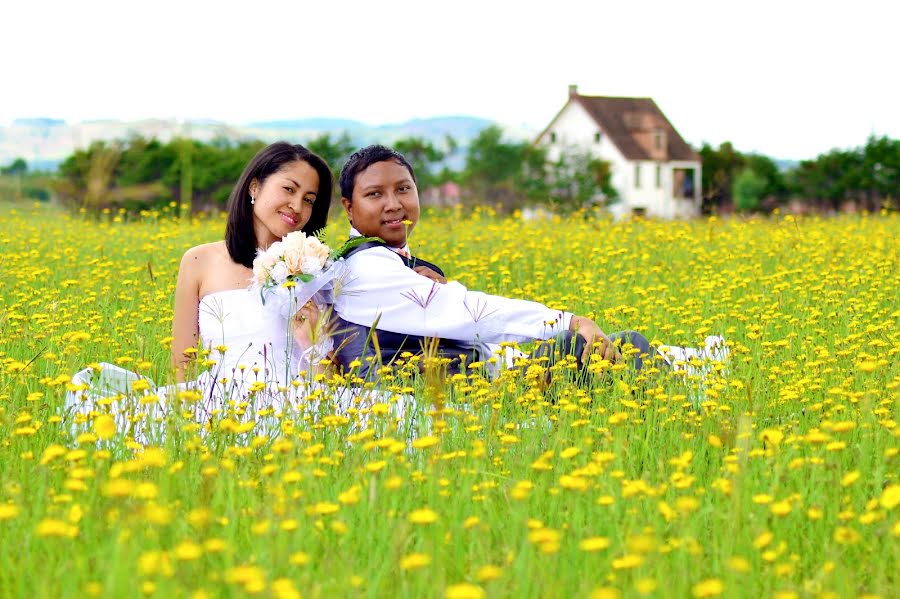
[413,266,446,284]
[569,315,622,364]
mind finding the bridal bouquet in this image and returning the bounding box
[251,232,377,319]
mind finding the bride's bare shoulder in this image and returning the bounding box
[179,241,229,271]
[181,240,227,260]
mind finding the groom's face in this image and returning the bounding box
[342,159,420,248]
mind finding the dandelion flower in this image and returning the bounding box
[408,508,439,524]
[400,553,432,570]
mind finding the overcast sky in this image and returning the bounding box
[1,0,897,159]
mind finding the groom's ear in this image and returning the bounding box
[341,197,353,222]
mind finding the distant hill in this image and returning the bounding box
[0,116,496,171]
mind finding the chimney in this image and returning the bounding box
[568,84,578,98]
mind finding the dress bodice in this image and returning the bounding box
[197,288,303,386]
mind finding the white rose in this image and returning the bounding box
[302,237,332,270]
[282,231,307,252]
[252,249,278,285]
[300,255,325,276]
[270,262,289,285]
[283,236,306,274]
[267,240,285,259]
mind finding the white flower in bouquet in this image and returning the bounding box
[269,262,289,285]
[268,240,285,258]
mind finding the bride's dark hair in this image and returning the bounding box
[225,142,333,268]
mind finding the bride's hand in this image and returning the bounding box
[292,301,321,349]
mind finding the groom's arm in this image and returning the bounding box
[334,247,572,344]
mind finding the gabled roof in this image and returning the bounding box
[545,91,700,162]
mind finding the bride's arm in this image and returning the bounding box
[172,248,203,382]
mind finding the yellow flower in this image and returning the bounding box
[39,444,67,465]
[728,556,751,573]
[0,504,21,520]
[312,502,340,516]
[560,447,581,459]
[399,553,431,570]
[444,583,485,599]
[879,484,900,510]
[412,436,440,449]
[770,500,792,516]
[36,518,77,538]
[365,461,387,473]
[840,471,860,487]
[691,578,724,597]
[759,428,784,447]
[579,536,611,552]
[611,554,644,569]
[833,526,860,545]
[289,552,310,565]
[339,486,361,505]
[753,531,773,549]
[93,414,116,440]
[635,578,658,595]
[409,508,439,524]
[174,541,203,561]
[475,565,502,582]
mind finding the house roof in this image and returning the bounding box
[565,94,700,162]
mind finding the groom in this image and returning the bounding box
[330,145,651,379]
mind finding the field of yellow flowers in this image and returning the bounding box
[0,201,897,599]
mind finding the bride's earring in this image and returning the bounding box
[250,195,255,205]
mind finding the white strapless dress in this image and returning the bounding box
[63,287,339,440]
[194,287,310,393]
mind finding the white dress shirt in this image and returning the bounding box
[334,229,573,345]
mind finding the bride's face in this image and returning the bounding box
[250,160,320,248]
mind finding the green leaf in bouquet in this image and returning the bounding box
[333,236,384,259]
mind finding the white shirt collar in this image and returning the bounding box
[349,227,410,256]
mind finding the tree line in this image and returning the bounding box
[2,129,897,214]
[0,126,617,215]
[700,135,899,212]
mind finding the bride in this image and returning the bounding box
[66,142,335,434]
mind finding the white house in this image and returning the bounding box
[536,85,702,219]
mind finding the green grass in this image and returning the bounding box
[0,201,897,598]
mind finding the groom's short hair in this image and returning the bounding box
[339,145,416,200]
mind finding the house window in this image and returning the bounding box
[594,131,602,143]
[550,132,557,143]
[654,132,664,150]
[655,165,662,189]
[634,164,641,189]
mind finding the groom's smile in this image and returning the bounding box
[342,160,420,248]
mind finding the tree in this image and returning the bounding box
[544,148,618,213]
[732,167,768,212]
[1,158,27,176]
[698,141,745,211]
[744,154,788,202]
[462,125,543,210]
[393,136,445,189]
[307,132,355,189]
